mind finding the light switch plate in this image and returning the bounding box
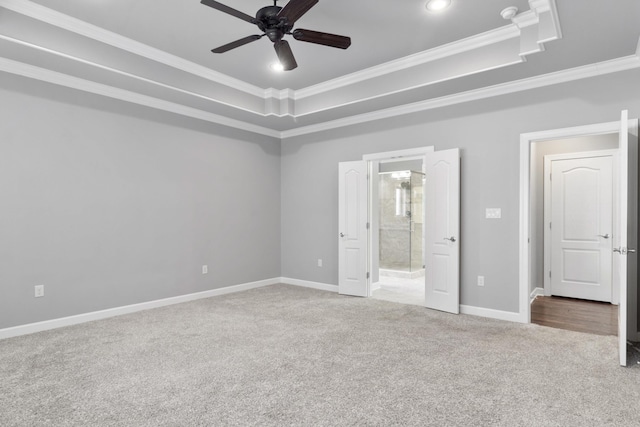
[486,208,502,219]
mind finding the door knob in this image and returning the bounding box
[598,234,610,239]
[613,247,636,254]
[443,236,456,243]
[339,232,345,237]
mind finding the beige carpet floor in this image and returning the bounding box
[1,284,640,426]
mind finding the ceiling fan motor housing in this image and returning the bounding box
[256,6,292,42]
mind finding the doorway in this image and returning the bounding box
[338,146,460,314]
[372,160,425,306]
[532,137,618,334]
[519,111,639,366]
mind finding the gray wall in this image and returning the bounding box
[529,134,619,295]
[281,69,640,314]
[0,76,281,329]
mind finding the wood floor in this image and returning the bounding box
[531,296,618,336]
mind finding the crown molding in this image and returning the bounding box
[1,52,637,140]
[0,57,280,138]
[280,54,640,139]
[3,0,621,141]
[0,34,269,117]
[0,0,265,98]
[294,25,520,100]
[0,0,561,112]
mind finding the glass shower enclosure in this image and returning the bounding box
[378,170,424,275]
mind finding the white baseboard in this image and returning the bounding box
[371,281,381,292]
[0,277,279,341]
[530,287,544,303]
[460,304,524,323]
[279,277,338,293]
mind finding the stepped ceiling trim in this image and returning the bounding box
[1,0,636,138]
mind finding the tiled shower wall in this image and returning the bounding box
[379,171,424,272]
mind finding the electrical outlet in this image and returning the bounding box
[202,265,208,274]
[34,285,44,298]
[317,259,323,267]
[477,276,485,287]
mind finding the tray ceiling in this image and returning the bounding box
[1,0,639,138]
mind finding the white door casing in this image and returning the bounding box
[338,161,369,297]
[616,110,639,366]
[547,155,614,302]
[424,149,460,314]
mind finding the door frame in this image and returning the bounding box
[543,150,619,303]
[519,118,639,340]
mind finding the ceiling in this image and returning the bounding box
[0,0,639,138]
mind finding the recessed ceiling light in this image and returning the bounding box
[270,62,284,72]
[425,0,451,12]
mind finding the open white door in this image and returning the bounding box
[616,110,639,366]
[424,149,460,314]
[338,161,368,297]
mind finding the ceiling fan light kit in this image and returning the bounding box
[201,0,352,71]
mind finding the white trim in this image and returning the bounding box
[295,0,561,100]
[0,0,559,105]
[281,55,640,139]
[0,278,280,340]
[519,119,635,325]
[460,305,524,323]
[363,147,435,161]
[0,0,265,98]
[0,58,281,139]
[0,0,561,119]
[0,34,266,117]
[0,0,636,139]
[530,287,544,303]
[295,25,520,99]
[279,277,339,293]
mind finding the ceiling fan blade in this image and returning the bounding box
[212,35,263,53]
[277,0,319,25]
[274,40,298,70]
[200,0,256,24]
[292,29,351,49]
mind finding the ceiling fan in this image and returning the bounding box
[200,0,351,71]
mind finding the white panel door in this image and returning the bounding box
[616,110,638,366]
[550,156,613,302]
[424,149,460,314]
[338,161,368,297]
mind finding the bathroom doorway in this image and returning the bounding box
[372,159,425,306]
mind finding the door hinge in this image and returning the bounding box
[549,222,552,229]
[549,271,552,278]
[366,272,370,279]
[366,222,370,229]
